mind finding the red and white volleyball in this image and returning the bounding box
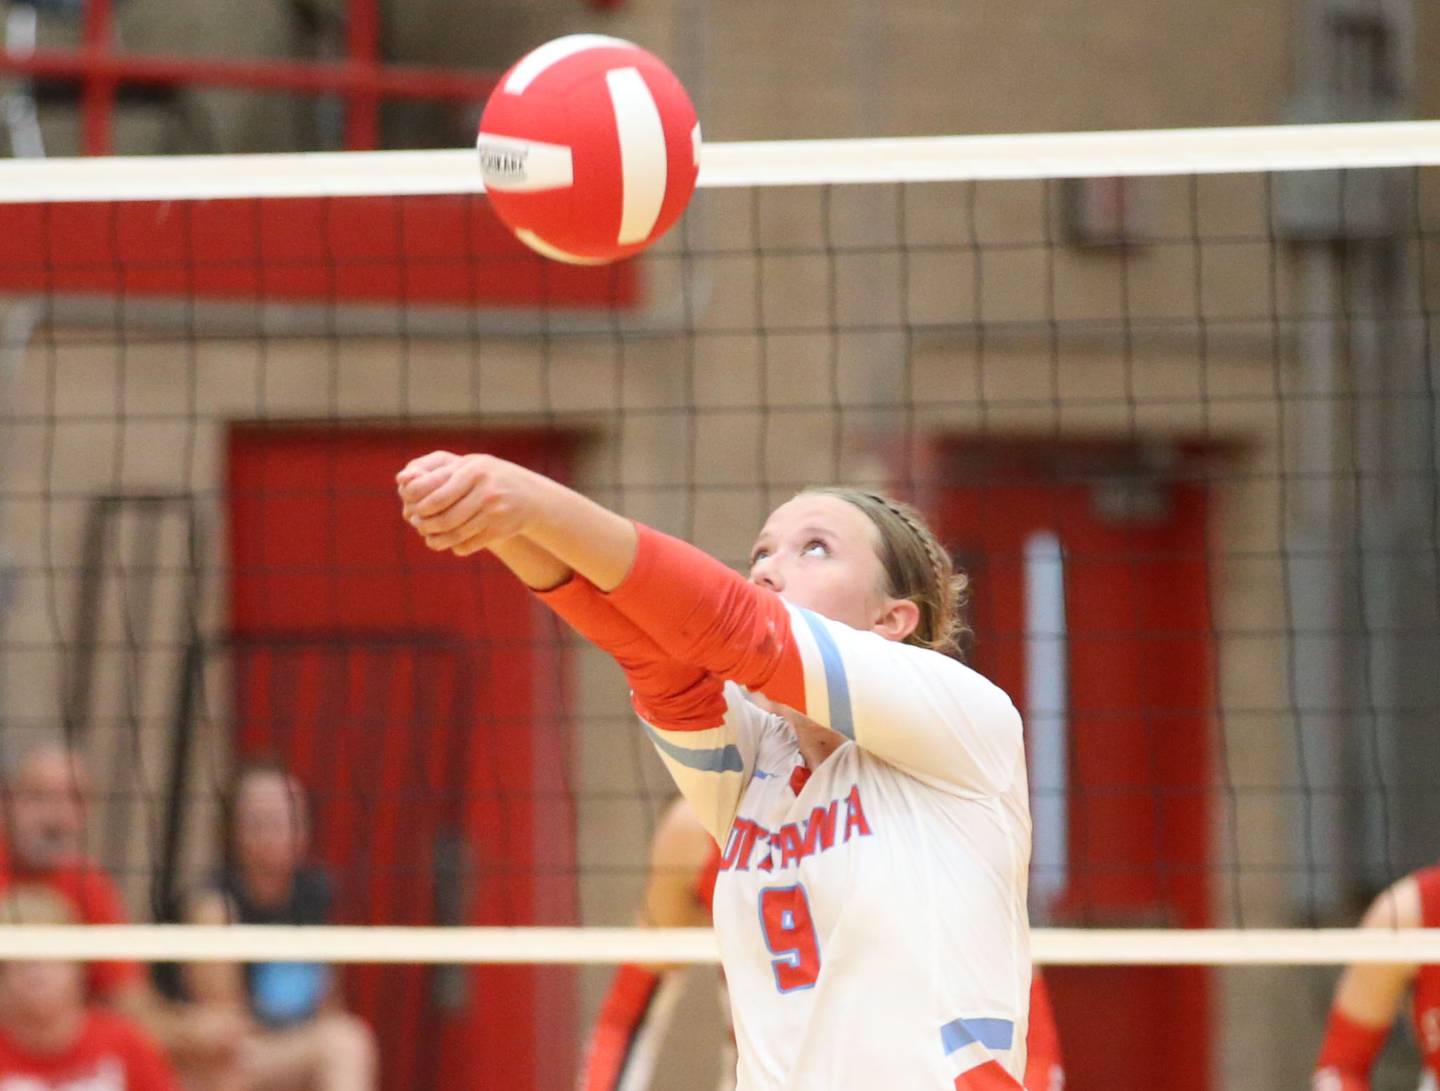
[476,35,701,265]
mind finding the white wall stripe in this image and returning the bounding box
[606,67,667,245]
[1023,530,1068,916]
[503,34,632,96]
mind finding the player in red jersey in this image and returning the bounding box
[1313,866,1440,1089]
[579,798,1065,1091]
[579,798,733,1091]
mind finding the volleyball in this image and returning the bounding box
[476,35,701,265]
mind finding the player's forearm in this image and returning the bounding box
[602,523,806,707]
[521,474,639,592]
[488,535,572,591]
[534,572,728,731]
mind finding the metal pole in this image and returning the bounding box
[344,0,381,150]
[1281,0,1417,919]
[0,302,38,739]
[80,0,115,154]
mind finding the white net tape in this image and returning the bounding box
[0,120,1437,202]
[0,926,1437,965]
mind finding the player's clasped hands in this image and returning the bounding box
[396,451,538,557]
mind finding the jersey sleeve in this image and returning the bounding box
[784,604,1023,795]
[1415,865,1440,927]
[606,523,1024,796]
[640,684,770,843]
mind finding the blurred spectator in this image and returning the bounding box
[0,736,247,1072]
[179,760,375,1091]
[0,737,143,1007]
[0,883,180,1090]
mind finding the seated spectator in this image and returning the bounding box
[180,760,375,1091]
[0,737,144,1009]
[0,884,179,1090]
[0,736,246,1071]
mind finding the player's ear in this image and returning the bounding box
[872,598,920,643]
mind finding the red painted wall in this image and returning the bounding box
[0,197,637,308]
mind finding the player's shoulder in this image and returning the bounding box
[922,651,1024,735]
[797,602,1009,688]
[1360,872,1426,928]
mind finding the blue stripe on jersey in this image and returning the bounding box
[940,1016,1014,1055]
[642,722,744,773]
[798,609,854,739]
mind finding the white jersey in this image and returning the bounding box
[639,604,1032,1091]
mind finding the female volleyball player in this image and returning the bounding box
[397,452,1032,1090]
[1313,866,1440,1089]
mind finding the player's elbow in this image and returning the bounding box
[631,683,727,733]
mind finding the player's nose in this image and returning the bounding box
[750,557,783,593]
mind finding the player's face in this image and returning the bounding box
[749,494,893,634]
[4,748,87,871]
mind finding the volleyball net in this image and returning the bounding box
[3,122,1440,1086]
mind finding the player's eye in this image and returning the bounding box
[801,539,829,558]
[750,547,771,566]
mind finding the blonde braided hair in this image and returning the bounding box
[804,487,971,659]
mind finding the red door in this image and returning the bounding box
[228,426,577,1091]
[933,440,1214,1091]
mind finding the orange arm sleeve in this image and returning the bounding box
[603,523,806,710]
[536,574,727,732]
